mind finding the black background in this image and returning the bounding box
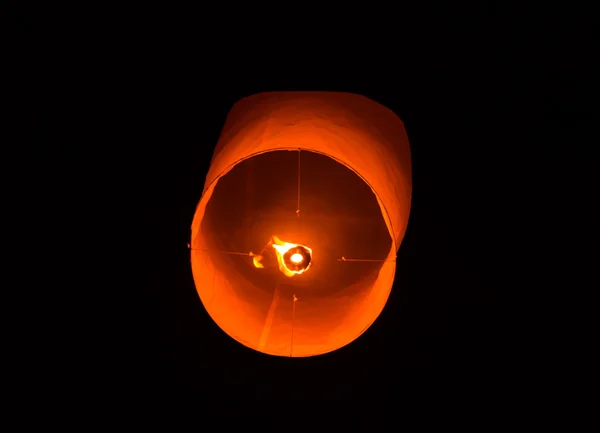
[15,6,591,400]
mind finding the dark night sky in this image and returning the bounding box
[15,7,590,400]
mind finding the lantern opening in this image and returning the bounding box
[193,150,393,356]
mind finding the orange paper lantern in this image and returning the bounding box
[191,92,412,357]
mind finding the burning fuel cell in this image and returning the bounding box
[252,235,313,277]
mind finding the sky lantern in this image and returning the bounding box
[190,92,412,357]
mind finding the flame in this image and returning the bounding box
[272,235,311,277]
[251,235,312,277]
[252,254,264,268]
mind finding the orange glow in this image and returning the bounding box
[190,92,412,357]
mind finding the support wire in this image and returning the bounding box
[296,149,301,218]
[290,294,298,357]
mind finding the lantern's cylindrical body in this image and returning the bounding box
[191,92,411,357]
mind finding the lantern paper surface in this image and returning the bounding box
[191,92,411,357]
